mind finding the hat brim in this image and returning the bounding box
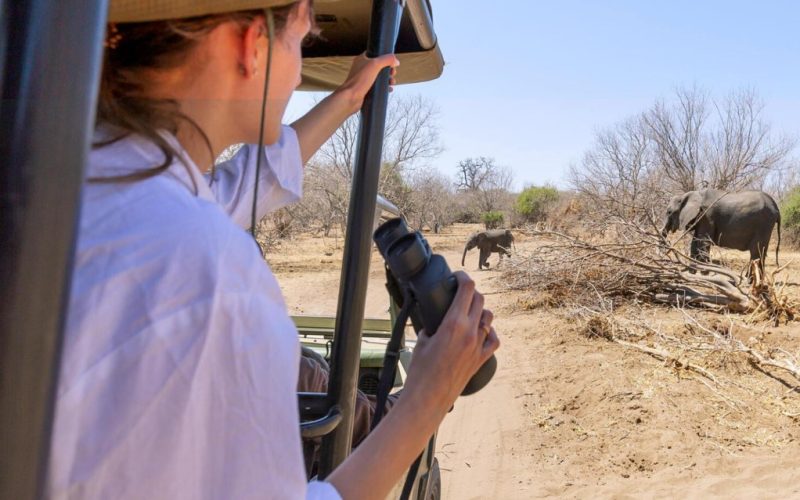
[109,0,337,24]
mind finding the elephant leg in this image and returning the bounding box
[689,238,700,273]
[479,247,489,269]
[691,238,711,263]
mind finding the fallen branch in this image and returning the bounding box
[504,221,795,322]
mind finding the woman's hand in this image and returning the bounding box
[335,53,399,115]
[403,272,500,412]
[290,53,398,164]
[327,272,499,500]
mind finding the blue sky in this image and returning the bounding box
[287,0,800,190]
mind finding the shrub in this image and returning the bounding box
[482,210,504,229]
[780,188,800,246]
[515,185,560,223]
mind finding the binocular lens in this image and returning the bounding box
[373,217,410,258]
[386,233,430,280]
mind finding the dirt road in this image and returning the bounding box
[271,225,800,499]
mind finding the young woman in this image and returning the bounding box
[49,1,499,498]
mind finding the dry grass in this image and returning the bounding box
[500,219,800,451]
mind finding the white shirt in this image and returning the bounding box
[48,127,340,500]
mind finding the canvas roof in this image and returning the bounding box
[300,0,443,91]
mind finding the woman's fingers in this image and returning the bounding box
[467,291,484,325]
[446,271,476,318]
[478,309,494,340]
[481,327,500,361]
[342,53,400,103]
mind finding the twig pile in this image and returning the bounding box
[747,262,799,325]
[503,221,795,321]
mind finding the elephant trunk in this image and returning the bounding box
[661,219,673,238]
[461,244,469,266]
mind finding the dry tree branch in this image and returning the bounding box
[505,212,800,323]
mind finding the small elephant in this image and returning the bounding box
[661,189,781,274]
[462,229,515,270]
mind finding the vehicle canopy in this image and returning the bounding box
[300,0,443,90]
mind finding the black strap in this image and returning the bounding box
[250,9,275,251]
[384,265,425,333]
[400,452,424,500]
[371,290,413,431]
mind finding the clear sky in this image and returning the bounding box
[287,0,800,190]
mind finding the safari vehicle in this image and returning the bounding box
[0,0,445,499]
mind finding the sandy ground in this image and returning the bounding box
[268,224,800,499]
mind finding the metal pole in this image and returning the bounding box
[318,0,404,478]
[406,0,436,50]
[0,1,107,498]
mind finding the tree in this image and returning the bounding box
[570,86,795,222]
[569,114,664,221]
[407,169,456,231]
[481,210,504,229]
[301,94,443,233]
[644,86,708,192]
[707,89,794,190]
[454,156,514,216]
[780,187,800,246]
[515,185,560,223]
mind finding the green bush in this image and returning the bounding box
[782,188,800,227]
[482,210,504,229]
[515,185,560,223]
[781,188,800,246]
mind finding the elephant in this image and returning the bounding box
[462,229,515,270]
[661,189,780,274]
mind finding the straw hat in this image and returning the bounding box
[109,0,335,23]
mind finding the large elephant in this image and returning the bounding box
[661,189,780,274]
[462,229,515,270]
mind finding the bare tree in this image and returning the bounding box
[300,94,443,234]
[407,169,456,231]
[454,156,515,215]
[570,115,664,220]
[707,88,795,190]
[645,86,708,192]
[571,86,795,224]
[455,156,495,192]
[382,95,443,173]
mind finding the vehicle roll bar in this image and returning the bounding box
[0,1,108,499]
[406,0,436,50]
[316,0,405,478]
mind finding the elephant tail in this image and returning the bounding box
[776,211,781,268]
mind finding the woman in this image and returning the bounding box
[49,1,499,499]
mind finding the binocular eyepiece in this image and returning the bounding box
[374,218,497,396]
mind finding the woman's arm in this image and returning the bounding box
[291,54,399,164]
[327,273,500,500]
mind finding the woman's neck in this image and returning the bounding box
[176,119,221,173]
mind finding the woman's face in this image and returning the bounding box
[245,1,311,144]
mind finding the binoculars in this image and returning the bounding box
[374,218,497,395]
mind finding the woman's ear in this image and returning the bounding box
[238,19,264,78]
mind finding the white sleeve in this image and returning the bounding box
[208,125,304,229]
[307,481,343,500]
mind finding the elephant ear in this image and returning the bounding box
[678,192,705,231]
